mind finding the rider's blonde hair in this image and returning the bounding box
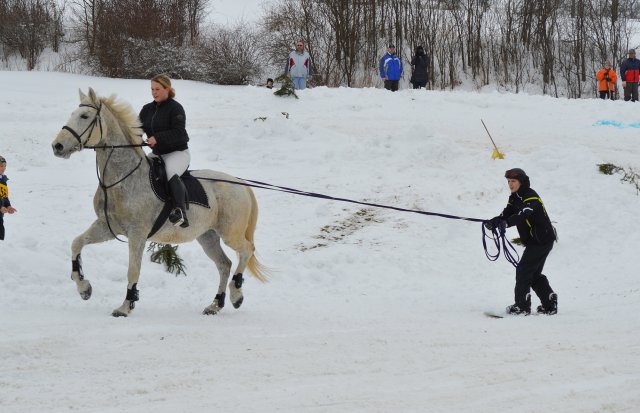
[151,74,176,98]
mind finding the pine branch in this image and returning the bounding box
[274,74,298,99]
[147,242,187,276]
[597,163,640,194]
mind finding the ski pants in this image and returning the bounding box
[514,241,554,308]
[412,81,427,89]
[624,82,639,102]
[0,213,4,240]
[384,80,399,91]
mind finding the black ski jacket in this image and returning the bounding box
[496,187,556,246]
[139,98,189,156]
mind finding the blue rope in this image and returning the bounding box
[482,225,520,267]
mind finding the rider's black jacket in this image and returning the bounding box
[139,98,189,155]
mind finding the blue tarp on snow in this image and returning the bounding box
[594,120,640,128]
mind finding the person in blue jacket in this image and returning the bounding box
[379,44,403,91]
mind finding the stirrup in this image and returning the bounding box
[169,208,185,227]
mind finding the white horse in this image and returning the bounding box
[51,88,268,317]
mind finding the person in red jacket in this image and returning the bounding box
[620,49,640,101]
[596,61,617,100]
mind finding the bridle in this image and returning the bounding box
[61,102,148,242]
[61,103,103,148]
[61,103,148,150]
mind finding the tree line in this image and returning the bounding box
[1,0,637,97]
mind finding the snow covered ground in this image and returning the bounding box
[1,71,639,412]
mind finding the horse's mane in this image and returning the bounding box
[96,94,145,157]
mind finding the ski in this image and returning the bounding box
[483,311,504,318]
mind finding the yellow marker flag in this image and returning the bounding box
[482,119,505,160]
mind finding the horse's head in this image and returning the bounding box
[52,88,104,158]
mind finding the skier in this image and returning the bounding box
[483,168,558,315]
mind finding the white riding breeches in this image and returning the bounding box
[149,149,190,178]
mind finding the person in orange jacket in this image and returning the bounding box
[596,61,617,100]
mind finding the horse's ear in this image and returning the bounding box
[88,87,98,103]
[79,88,87,102]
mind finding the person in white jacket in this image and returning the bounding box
[285,40,313,90]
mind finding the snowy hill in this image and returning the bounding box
[1,71,639,412]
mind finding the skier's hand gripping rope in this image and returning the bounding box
[482,218,520,267]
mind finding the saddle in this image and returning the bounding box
[147,157,210,237]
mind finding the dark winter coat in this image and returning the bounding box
[496,186,556,246]
[620,57,640,82]
[139,98,189,156]
[410,51,429,83]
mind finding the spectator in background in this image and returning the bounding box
[596,61,617,100]
[410,45,429,89]
[285,41,313,90]
[620,49,640,102]
[379,44,403,91]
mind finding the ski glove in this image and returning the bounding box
[484,217,507,232]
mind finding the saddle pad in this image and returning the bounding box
[149,167,210,209]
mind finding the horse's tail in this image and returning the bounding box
[245,187,270,282]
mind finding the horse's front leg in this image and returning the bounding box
[112,235,146,317]
[70,219,116,300]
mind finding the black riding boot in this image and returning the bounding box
[167,175,189,228]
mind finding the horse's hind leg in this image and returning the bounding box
[70,219,115,300]
[221,234,255,310]
[198,230,232,315]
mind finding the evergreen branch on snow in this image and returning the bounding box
[597,163,640,194]
[273,75,298,99]
[147,242,187,276]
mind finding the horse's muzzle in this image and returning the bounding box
[52,141,75,159]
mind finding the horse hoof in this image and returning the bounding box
[202,307,219,316]
[79,284,92,300]
[232,296,243,309]
[111,309,129,317]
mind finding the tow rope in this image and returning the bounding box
[192,176,520,265]
[193,176,486,223]
[482,225,520,267]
